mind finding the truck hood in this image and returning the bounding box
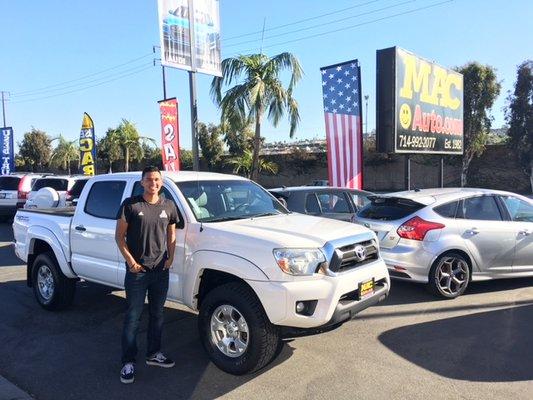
[204,213,374,248]
[191,213,377,281]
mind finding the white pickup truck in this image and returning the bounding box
[13,171,390,374]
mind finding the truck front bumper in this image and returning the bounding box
[247,259,390,329]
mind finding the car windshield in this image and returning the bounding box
[175,180,287,222]
[357,196,425,221]
[0,176,20,191]
[32,178,69,191]
[69,179,89,197]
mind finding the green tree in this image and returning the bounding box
[455,63,501,186]
[179,149,193,170]
[221,115,254,156]
[97,129,122,172]
[198,122,224,170]
[50,135,79,174]
[227,149,278,176]
[109,119,155,172]
[506,60,533,193]
[18,128,52,171]
[211,52,302,180]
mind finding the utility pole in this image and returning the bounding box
[153,46,167,100]
[1,91,8,128]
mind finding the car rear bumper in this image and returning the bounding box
[380,243,435,283]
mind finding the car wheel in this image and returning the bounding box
[427,252,470,299]
[32,252,76,310]
[198,282,280,375]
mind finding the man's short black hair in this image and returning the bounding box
[141,166,162,179]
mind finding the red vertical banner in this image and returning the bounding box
[158,98,180,171]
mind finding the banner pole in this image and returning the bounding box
[1,92,6,128]
[405,155,411,190]
[439,156,444,188]
[188,0,200,171]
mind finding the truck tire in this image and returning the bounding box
[198,282,280,375]
[32,252,76,310]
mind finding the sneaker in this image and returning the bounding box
[120,363,135,384]
[146,352,175,368]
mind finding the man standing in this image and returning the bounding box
[115,166,179,384]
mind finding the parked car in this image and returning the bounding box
[0,173,44,219]
[13,171,389,375]
[25,176,87,209]
[269,186,373,222]
[65,176,90,206]
[355,188,533,299]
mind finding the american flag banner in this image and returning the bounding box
[320,60,363,189]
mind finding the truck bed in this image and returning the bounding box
[19,207,76,217]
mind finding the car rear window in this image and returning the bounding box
[357,197,425,221]
[433,201,459,218]
[0,176,21,191]
[32,178,69,191]
[69,179,89,197]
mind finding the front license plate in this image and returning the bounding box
[359,278,375,300]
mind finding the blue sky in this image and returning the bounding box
[1,0,531,150]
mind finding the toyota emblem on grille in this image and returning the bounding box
[354,245,367,261]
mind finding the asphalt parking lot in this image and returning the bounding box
[1,222,532,400]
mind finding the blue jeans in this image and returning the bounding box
[121,265,169,364]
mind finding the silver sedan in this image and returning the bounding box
[355,188,533,299]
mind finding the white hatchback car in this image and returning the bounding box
[355,188,533,298]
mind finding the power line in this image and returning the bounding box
[11,62,156,98]
[10,64,154,104]
[228,0,453,56]
[224,0,417,49]
[221,0,382,42]
[11,53,153,97]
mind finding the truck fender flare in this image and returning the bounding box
[185,250,269,309]
[26,226,76,279]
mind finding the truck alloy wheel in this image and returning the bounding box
[198,282,280,375]
[210,304,249,357]
[37,265,55,301]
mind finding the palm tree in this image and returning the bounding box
[227,149,278,176]
[211,52,302,180]
[51,135,79,174]
[113,119,156,172]
[97,129,122,173]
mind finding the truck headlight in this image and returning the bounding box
[273,248,327,276]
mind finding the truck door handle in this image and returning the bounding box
[75,225,86,232]
[466,228,479,235]
[519,229,531,236]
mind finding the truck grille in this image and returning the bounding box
[328,240,379,273]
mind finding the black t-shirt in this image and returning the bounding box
[119,195,179,270]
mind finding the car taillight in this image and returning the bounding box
[66,190,72,200]
[397,216,445,241]
[18,178,28,200]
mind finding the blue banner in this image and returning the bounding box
[0,127,14,175]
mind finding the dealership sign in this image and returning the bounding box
[376,47,464,154]
[157,0,222,76]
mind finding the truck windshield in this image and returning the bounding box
[175,180,288,222]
